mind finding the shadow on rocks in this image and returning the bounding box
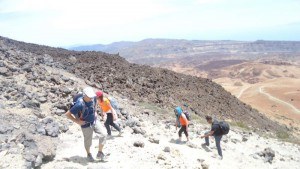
[169,138,187,145]
[63,156,107,165]
[63,156,89,166]
[201,144,212,152]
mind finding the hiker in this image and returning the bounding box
[65,87,106,162]
[96,90,123,137]
[175,106,189,142]
[200,115,223,159]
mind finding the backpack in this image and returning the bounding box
[70,93,96,120]
[107,96,119,112]
[70,93,83,109]
[183,110,191,121]
[174,107,182,127]
[218,121,230,135]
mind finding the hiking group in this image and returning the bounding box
[174,106,229,160]
[65,87,229,162]
[65,87,123,162]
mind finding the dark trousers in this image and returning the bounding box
[178,125,188,137]
[204,131,223,157]
[105,113,121,135]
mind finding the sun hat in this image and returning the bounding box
[83,87,96,98]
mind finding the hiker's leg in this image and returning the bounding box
[110,121,121,132]
[178,126,184,138]
[107,113,121,132]
[81,127,93,154]
[183,126,189,140]
[94,120,106,152]
[204,131,210,146]
[104,114,111,135]
[215,135,223,157]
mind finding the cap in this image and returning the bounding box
[83,87,96,98]
[175,106,182,116]
[96,91,103,97]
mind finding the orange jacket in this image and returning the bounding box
[179,114,189,126]
[98,98,112,113]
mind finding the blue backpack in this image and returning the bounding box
[70,93,96,120]
[174,106,191,121]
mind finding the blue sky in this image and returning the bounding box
[0,0,299,47]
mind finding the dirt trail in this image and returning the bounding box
[237,86,250,98]
[259,86,300,114]
[40,118,300,169]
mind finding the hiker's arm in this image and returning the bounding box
[111,107,117,120]
[201,131,214,138]
[111,107,117,116]
[65,111,85,125]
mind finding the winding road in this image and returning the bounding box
[259,86,300,114]
[237,86,250,98]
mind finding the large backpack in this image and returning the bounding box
[218,121,230,135]
[70,93,96,120]
[70,93,83,109]
[183,110,191,121]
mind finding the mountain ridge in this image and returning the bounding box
[0,35,288,133]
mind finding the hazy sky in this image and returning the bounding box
[0,0,300,47]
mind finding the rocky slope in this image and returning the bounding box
[0,36,298,168]
[0,36,288,133]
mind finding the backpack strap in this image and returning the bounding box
[77,98,86,120]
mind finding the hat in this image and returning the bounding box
[175,106,182,116]
[83,87,96,98]
[96,91,103,97]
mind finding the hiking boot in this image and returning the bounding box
[96,151,105,161]
[118,130,124,136]
[107,135,113,139]
[201,143,209,147]
[87,153,95,162]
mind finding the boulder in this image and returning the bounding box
[0,125,14,134]
[149,137,160,144]
[59,123,69,132]
[0,67,9,76]
[163,146,170,152]
[32,109,46,119]
[201,162,209,169]
[41,117,54,124]
[132,127,146,135]
[21,100,40,109]
[54,109,66,116]
[157,153,166,160]
[22,64,33,72]
[186,141,198,149]
[133,141,145,148]
[54,103,68,111]
[37,97,47,103]
[126,118,137,127]
[60,87,71,95]
[242,136,248,142]
[45,122,60,137]
[36,124,46,135]
[257,147,275,163]
[50,76,61,85]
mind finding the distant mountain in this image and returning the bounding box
[69,39,300,65]
[71,41,135,53]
